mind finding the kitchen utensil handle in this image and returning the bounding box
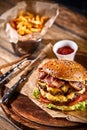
[0,58,29,84]
[1,77,24,103]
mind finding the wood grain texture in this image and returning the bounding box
[0,51,87,130]
[0,0,87,129]
[0,0,87,39]
[1,91,86,130]
[0,0,87,52]
[55,4,87,39]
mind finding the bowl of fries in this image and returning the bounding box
[10,10,49,36]
[1,1,59,56]
[10,9,47,56]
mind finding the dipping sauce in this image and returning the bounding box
[57,46,74,55]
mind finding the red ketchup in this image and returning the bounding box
[57,46,74,55]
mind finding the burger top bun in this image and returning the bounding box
[40,59,87,81]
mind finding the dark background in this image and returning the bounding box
[53,0,87,17]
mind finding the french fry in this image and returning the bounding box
[41,16,48,24]
[30,27,41,32]
[25,29,32,34]
[36,15,40,22]
[26,12,34,18]
[10,10,48,36]
[18,10,24,16]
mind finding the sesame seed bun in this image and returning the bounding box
[40,59,87,81]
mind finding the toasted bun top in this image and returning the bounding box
[40,59,87,81]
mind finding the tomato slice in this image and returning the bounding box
[39,95,51,104]
[68,90,87,106]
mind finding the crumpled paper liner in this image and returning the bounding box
[0,1,59,43]
[2,43,87,124]
[25,62,87,124]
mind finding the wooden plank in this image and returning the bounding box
[0,0,87,39]
[0,1,87,129]
[0,38,18,62]
[55,4,87,39]
[43,24,87,53]
[0,1,12,15]
[0,24,87,62]
[0,0,51,15]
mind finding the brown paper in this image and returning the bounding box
[0,1,59,43]
[2,43,87,124]
[25,62,87,123]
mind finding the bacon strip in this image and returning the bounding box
[44,75,65,88]
[69,81,84,90]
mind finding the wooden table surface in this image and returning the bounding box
[0,0,87,61]
[0,0,87,130]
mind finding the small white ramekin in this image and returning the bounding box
[53,40,78,61]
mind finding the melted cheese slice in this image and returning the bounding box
[46,85,61,95]
[38,81,61,95]
[40,87,85,103]
[38,81,69,95]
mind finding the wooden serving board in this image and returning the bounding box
[0,52,87,130]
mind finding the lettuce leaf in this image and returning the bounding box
[33,88,40,99]
[33,88,87,111]
[47,100,87,111]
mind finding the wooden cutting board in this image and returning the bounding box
[0,52,87,130]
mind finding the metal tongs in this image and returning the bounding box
[0,52,46,104]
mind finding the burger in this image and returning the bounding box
[33,59,87,111]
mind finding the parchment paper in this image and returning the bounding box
[26,67,87,123]
[3,44,87,124]
[0,1,59,43]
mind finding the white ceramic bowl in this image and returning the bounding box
[53,40,78,61]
